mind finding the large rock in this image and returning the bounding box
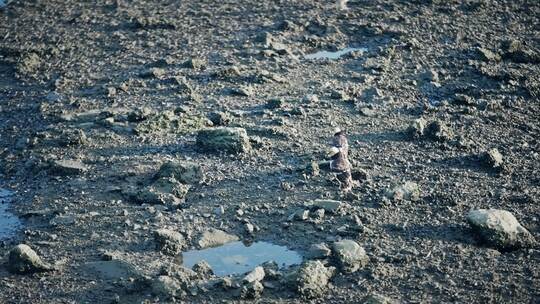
[6,244,52,274]
[197,228,239,249]
[466,209,536,249]
[154,229,186,255]
[196,127,251,154]
[332,240,369,273]
[155,161,203,184]
[482,148,504,169]
[294,260,335,299]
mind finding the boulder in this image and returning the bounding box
[294,260,335,299]
[466,209,536,249]
[6,244,52,274]
[482,148,504,169]
[332,240,369,273]
[197,228,239,249]
[196,127,251,154]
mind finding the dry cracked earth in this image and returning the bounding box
[0,0,539,303]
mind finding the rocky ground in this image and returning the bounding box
[0,0,539,303]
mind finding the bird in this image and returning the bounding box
[332,127,349,156]
[328,145,353,192]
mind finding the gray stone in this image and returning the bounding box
[332,240,369,273]
[196,127,251,154]
[310,199,347,214]
[477,47,501,62]
[240,281,264,299]
[408,118,427,138]
[7,244,52,274]
[425,120,454,142]
[134,177,190,205]
[467,209,536,249]
[192,260,213,277]
[243,266,265,283]
[197,228,239,249]
[49,214,76,226]
[385,182,420,201]
[363,293,399,304]
[155,161,203,184]
[82,260,139,280]
[151,275,183,299]
[307,243,332,259]
[483,148,504,168]
[50,160,88,176]
[294,260,335,299]
[154,229,186,255]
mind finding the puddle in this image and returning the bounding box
[180,241,303,276]
[0,188,22,240]
[304,47,367,60]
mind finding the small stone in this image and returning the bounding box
[154,229,186,255]
[266,98,284,109]
[230,86,253,97]
[214,205,225,215]
[151,275,182,299]
[289,209,310,221]
[332,240,369,273]
[196,127,251,154]
[132,178,190,205]
[466,209,536,250]
[245,223,255,234]
[294,260,335,299]
[476,47,501,62]
[303,94,319,104]
[140,67,166,78]
[243,266,265,283]
[7,244,52,274]
[208,111,232,126]
[385,181,420,201]
[192,260,213,277]
[483,148,504,168]
[307,243,332,259]
[358,107,376,117]
[408,118,427,138]
[49,214,76,226]
[425,120,454,142]
[240,281,264,299]
[155,161,203,184]
[310,199,346,214]
[312,208,325,221]
[197,228,239,249]
[184,58,206,70]
[49,160,88,176]
[363,293,399,304]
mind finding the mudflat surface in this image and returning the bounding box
[0,0,539,303]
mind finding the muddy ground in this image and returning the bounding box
[0,0,539,303]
